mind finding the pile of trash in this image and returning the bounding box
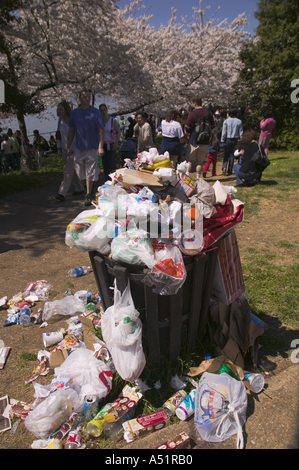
[65,153,244,296]
[0,153,268,449]
[0,269,268,450]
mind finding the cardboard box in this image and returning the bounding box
[123,410,170,442]
[173,174,196,197]
[103,386,142,423]
[156,432,191,450]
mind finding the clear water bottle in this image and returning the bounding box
[19,306,31,326]
[102,410,134,439]
[68,266,91,277]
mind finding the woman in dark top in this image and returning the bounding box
[233,129,263,187]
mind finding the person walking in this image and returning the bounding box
[233,129,263,187]
[184,97,215,179]
[67,89,105,206]
[99,103,121,182]
[259,110,276,156]
[55,101,84,202]
[160,108,185,168]
[221,108,243,175]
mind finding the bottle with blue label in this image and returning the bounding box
[68,266,91,277]
[19,306,31,326]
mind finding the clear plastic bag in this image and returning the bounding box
[101,280,146,382]
[142,244,187,295]
[194,372,247,449]
[25,388,81,439]
[42,295,85,322]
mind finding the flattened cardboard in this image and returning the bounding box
[116,168,164,188]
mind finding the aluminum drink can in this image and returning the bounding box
[84,395,99,421]
[163,390,188,416]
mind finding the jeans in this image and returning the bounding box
[222,138,239,175]
[234,163,261,185]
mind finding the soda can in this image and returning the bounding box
[84,395,99,421]
[163,390,188,416]
[175,389,196,420]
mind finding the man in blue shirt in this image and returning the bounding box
[221,109,243,176]
[67,89,105,206]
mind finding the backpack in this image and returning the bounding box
[193,109,212,145]
[251,143,270,171]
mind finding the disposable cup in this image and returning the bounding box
[74,290,88,304]
[43,329,64,348]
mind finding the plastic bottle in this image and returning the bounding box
[19,306,31,326]
[68,266,91,277]
[86,403,112,437]
[102,410,134,439]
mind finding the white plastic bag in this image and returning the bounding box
[81,215,115,253]
[101,280,146,382]
[194,372,248,449]
[25,388,80,439]
[53,347,113,406]
[65,209,101,251]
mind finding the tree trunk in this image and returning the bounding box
[17,111,33,171]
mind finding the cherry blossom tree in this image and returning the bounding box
[0,0,249,168]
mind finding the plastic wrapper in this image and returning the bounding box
[42,295,85,322]
[142,244,187,295]
[24,388,81,439]
[194,372,247,449]
[65,209,101,251]
[110,228,155,268]
[23,280,51,301]
[101,280,146,382]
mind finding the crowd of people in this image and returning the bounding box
[0,91,276,197]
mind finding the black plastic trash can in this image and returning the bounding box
[89,243,219,364]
